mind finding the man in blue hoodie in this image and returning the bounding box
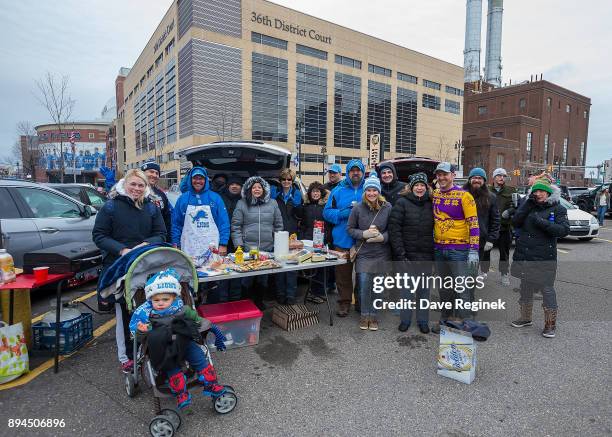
[171,167,230,262]
[323,159,365,316]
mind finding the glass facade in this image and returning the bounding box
[134,94,141,155]
[296,44,327,60]
[423,79,441,90]
[422,93,441,110]
[368,64,392,77]
[367,80,392,152]
[252,52,288,142]
[155,73,165,148]
[397,72,418,84]
[296,63,327,146]
[334,72,361,149]
[396,87,418,155]
[166,60,177,144]
[445,99,461,114]
[146,83,155,150]
[251,32,288,50]
[335,54,362,70]
[445,85,464,96]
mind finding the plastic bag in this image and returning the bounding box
[0,321,29,383]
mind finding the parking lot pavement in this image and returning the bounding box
[1,232,611,437]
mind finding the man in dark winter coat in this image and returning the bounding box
[510,178,569,338]
[141,161,172,237]
[323,163,343,192]
[388,172,434,333]
[378,161,407,206]
[489,167,516,286]
[463,167,500,278]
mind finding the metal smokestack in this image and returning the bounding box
[484,0,503,87]
[463,0,483,83]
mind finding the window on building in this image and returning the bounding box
[492,131,504,138]
[252,53,288,142]
[526,132,533,162]
[566,104,571,113]
[334,72,361,149]
[134,93,141,155]
[88,133,95,139]
[496,153,505,168]
[478,105,487,115]
[165,38,175,56]
[519,98,526,109]
[396,87,418,155]
[422,94,440,110]
[251,32,288,50]
[155,73,165,148]
[546,97,552,108]
[368,64,392,77]
[580,141,585,166]
[563,137,568,164]
[155,53,163,68]
[335,54,362,69]
[367,80,392,152]
[165,59,177,143]
[445,85,464,96]
[397,72,418,84]
[445,99,460,114]
[584,110,588,119]
[296,44,327,60]
[147,65,154,78]
[296,63,327,146]
[500,101,505,112]
[544,133,549,164]
[571,173,575,180]
[146,83,155,150]
[423,79,441,90]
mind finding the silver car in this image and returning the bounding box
[0,179,96,267]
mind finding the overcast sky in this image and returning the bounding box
[1,0,609,169]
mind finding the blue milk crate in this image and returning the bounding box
[32,313,94,355]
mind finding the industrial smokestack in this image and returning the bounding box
[463,0,483,83]
[484,0,503,87]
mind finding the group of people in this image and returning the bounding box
[91,158,571,375]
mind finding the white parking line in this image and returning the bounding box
[557,248,569,254]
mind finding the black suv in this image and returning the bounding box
[572,182,612,213]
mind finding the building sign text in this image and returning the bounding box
[251,12,332,44]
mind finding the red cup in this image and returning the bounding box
[33,266,49,282]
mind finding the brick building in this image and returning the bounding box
[462,79,591,186]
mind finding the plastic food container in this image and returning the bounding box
[197,300,263,351]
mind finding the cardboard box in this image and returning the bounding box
[272,304,319,331]
[437,325,477,384]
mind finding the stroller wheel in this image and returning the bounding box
[212,388,237,414]
[159,409,181,430]
[149,416,175,437]
[125,374,137,398]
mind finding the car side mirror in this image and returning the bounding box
[81,205,95,218]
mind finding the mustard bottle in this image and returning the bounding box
[235,246,244,264]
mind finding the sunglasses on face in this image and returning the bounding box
[281,178,293,182]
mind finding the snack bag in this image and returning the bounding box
[437,325,476,384]
[313,220,325,249]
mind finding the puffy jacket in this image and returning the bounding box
[171,167,230,247]
[490,183,516,230]
[92,178,166,267]
[388,190,434,261]
[378,161,407,206]
[346,200,392,273]
[220,188,242,252]
[323,159,366,249]
[231,176,284,252]
[298,200,326,241]
[511,187,570,285]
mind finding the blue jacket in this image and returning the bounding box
[270,184,303,207]
[129,297,184,335]
[171,167,230,246]
[323,159,366,249]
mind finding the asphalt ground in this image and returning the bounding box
[1,218,611,437]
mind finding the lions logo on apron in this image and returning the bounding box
[181,204,219,260]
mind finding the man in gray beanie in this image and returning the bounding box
[489,167,516,286]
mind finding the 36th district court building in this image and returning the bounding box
[115,0,464,182]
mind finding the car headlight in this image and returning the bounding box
[590,216,598,225]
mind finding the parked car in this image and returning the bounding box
[572,182,612,214]
[46,183,108,210]
[0,180,96,267]
[560,197,600,241]
[180,140,305,196]
[567,186,590,200]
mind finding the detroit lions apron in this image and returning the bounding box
[181,204,220,260]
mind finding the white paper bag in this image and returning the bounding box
[437,325,476,384]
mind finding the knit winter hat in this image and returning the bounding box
[531,177,553,194]
[468,167,487,181]
[141,161,160,174]
[145,268,182,300]
[408,172,428,189]
[363,171,381,192]
[492,168,507,178]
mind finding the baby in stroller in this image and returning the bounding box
[129,268,228,410]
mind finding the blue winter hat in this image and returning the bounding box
[363,171,381,192]
[141,161,160,174]
[191,167,206,178]
[327,163,342,174]
[468,167,487,181]
[145,268,181,300]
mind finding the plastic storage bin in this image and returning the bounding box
[197,300,263,351]
[32,313,93,355]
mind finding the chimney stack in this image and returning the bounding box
[463,0,483,83]
[484,0,503,87]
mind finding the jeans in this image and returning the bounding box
[357,272,378,317]
[334,247,354,306]
[598,205,608,225]
[519,280,558,310]
[276,272,297,304]
[434,248,472,320]
[400,282,430,325]
[496,228,513,275]
[166,341,209,378]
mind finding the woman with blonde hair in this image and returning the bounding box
[93,168,167,373]
[347,172,392,331]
